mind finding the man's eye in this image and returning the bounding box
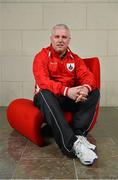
[62,36,67,39]
[55,36,59,38]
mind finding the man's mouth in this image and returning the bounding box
[57,44,64,47]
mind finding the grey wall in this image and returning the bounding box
[0,0,118,106]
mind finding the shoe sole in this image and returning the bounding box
[80,157,97,166]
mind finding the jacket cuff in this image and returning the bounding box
[63,87,69,96]
[83,84,92,92]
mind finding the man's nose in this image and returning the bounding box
[58,37,63,42]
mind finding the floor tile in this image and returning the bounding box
[96,137,118,162]
[0,129,27,178]
[13,158,76,179]
[75,155,118,179]
[22,139,64,159]
[0,153,17,179]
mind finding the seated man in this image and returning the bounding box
[33,24,100,165]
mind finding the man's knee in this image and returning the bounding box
[39,90,58,104]
[34,90,54,108]
[93,88,100,99]
[90,88,100,103]
[40,89,54,96]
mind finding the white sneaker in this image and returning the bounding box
[77,135,96,150]
[73,138,98,165]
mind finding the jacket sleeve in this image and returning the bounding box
[33,52,67,96]
[75,56,96,91]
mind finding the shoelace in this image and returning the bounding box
[77,135,96,149]
[73,138,83,155]
[82,136,91,144]
[82,136,96,147]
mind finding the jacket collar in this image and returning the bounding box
[49,44,74,59]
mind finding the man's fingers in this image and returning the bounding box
[75,95,87,103]
[80,91,88,97]
[75,94,83,103]
[81,97,87,102]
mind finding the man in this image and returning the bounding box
[33,24,100,165]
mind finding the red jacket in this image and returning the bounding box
[33,45,96,96]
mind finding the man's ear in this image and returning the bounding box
[68,37,71,44]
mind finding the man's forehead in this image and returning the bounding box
[52,28,69,35]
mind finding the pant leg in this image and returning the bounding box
[71,89,100,136]
[34,90,77,155]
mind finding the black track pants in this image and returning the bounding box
[34,89,100,155]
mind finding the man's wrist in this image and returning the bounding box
[83,84,92,92]
[66,87,70,96]
[63,87,70,96]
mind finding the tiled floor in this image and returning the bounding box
[0,107,118,179]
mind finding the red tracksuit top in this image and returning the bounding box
[33,45,96,96]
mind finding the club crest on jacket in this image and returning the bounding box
[67,63,75,71]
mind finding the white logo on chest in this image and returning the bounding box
[66,63,75,71]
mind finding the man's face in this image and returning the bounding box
[50,27,70,54]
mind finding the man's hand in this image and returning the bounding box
[75,86,89,103]
[67,86,89,102]
[67,86,82,100]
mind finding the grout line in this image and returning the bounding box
[21,30,23,56]
[73,159,78,180]
[0,1,118,4]
[85,3,87,30]
[11,140,28,179]
[42,3,44,30]
[106,30,109,57]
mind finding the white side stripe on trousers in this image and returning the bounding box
[40,91,70,153]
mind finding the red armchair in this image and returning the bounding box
[7,57,100,146]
